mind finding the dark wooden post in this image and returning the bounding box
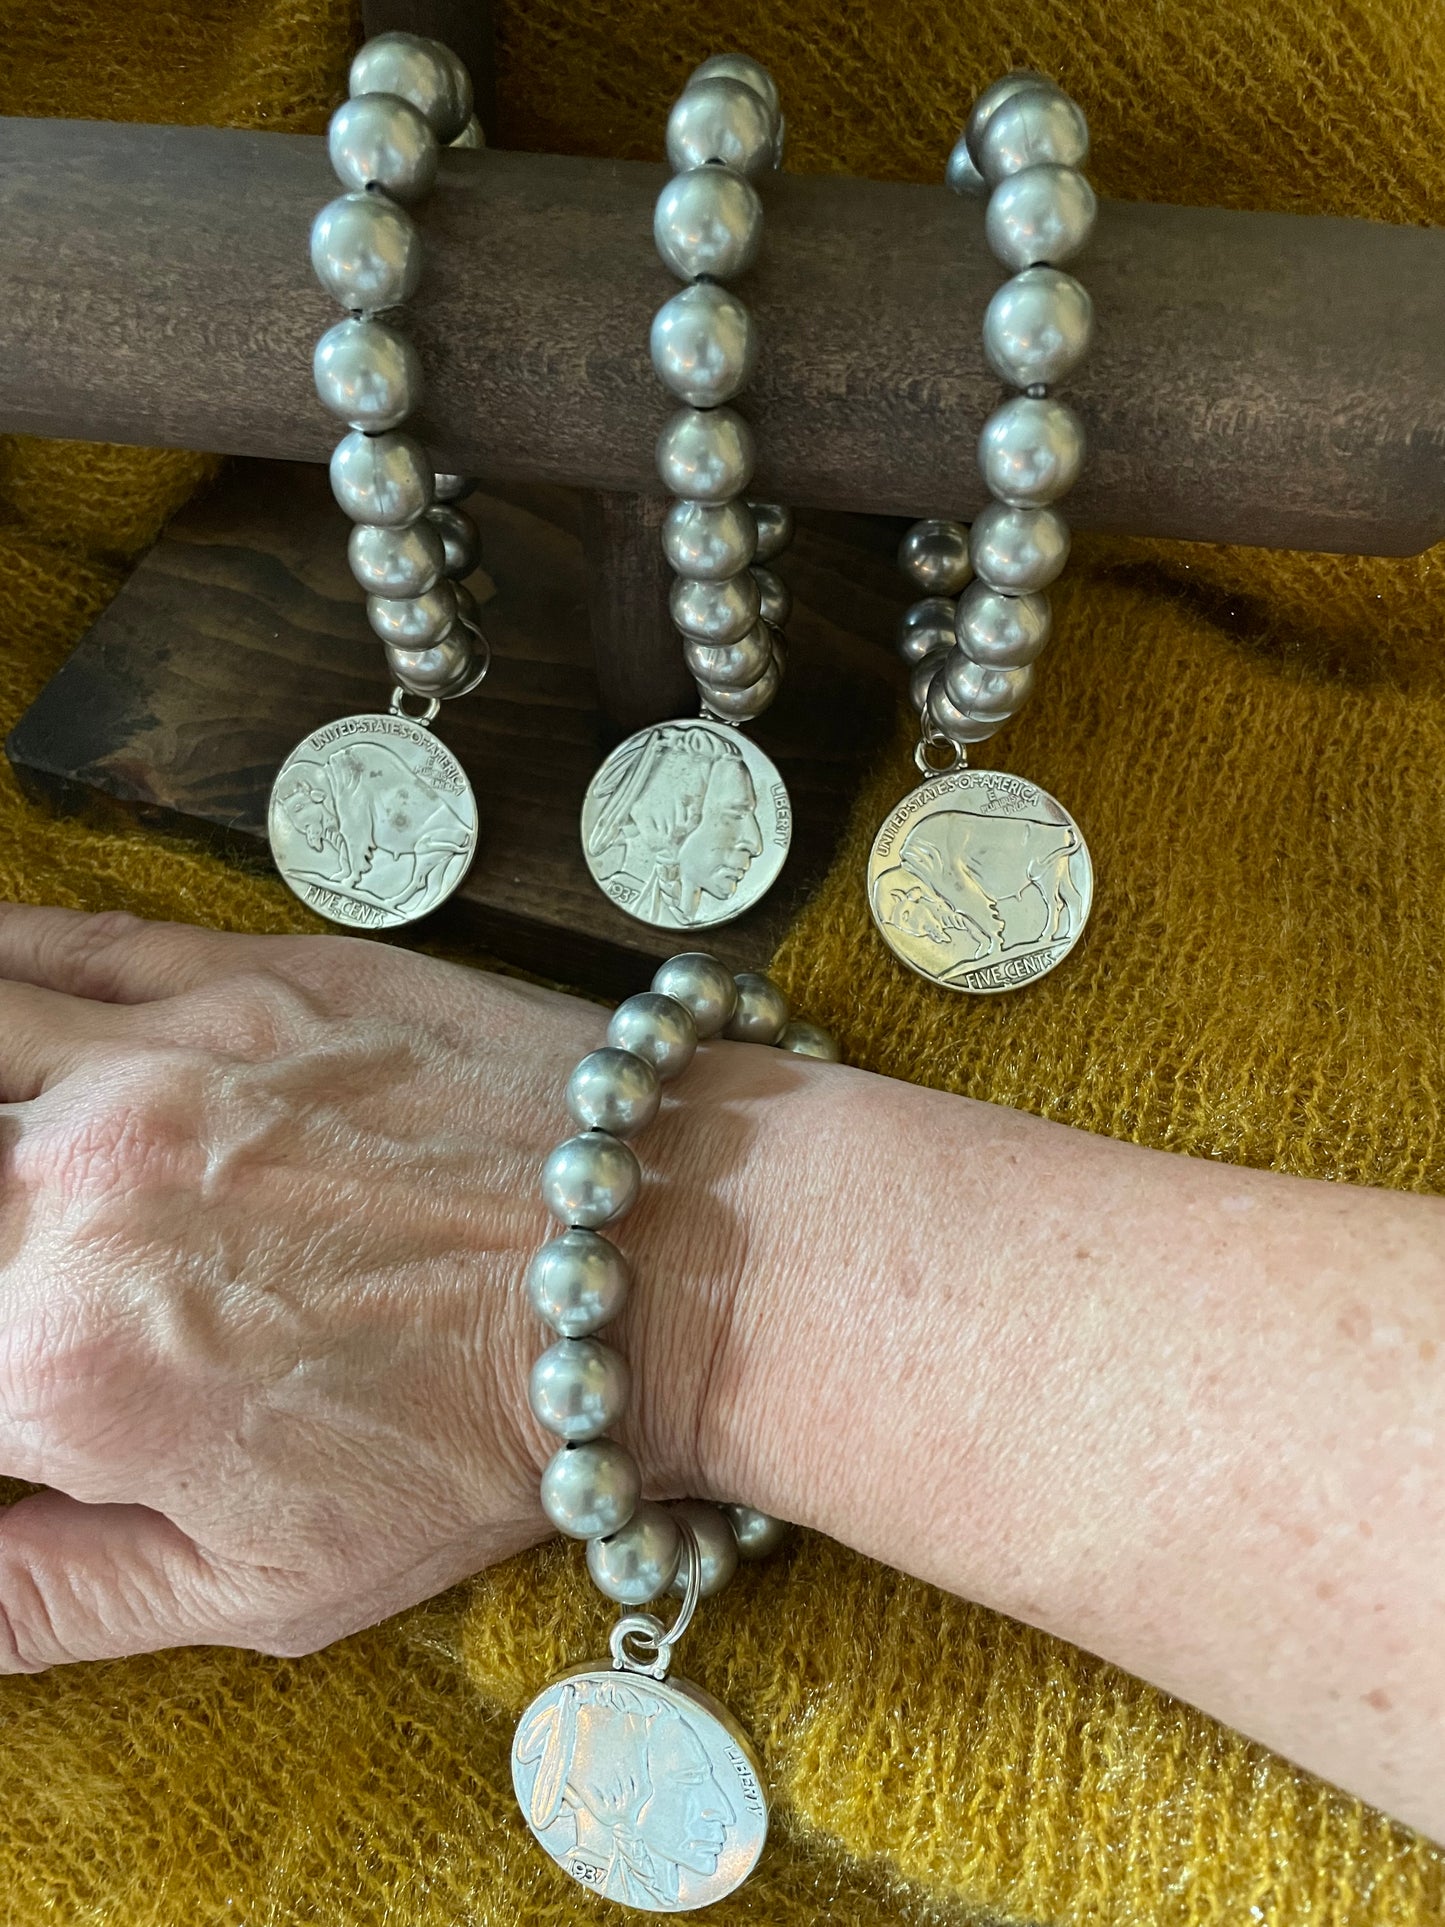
[580,491,692,731]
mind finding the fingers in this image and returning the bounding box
[0,905,239,1005]
[0,980,129,1100]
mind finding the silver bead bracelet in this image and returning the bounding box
[268,31,487,931]
[581,55,797,934]
[511,951,839,1910]
[867,72,1097,996]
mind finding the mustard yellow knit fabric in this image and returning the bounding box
[1,2,1443,1923]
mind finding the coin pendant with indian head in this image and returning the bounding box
[512,1664,768,1911]
[581,718,791,929]
[868,767,1093,992]
[268,713,478,930]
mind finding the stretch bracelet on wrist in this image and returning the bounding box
[511,951,839,1912]
[581,54,797,934]
[268,31,487,931]
[867,72,1097,996]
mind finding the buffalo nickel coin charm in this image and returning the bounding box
[513,1663,768,1911]
[581,718,791,929]
[869,767,1092,992]
[268,708,478,929]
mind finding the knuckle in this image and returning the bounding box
[0,1553,62,1673]
[49,910,150,998]
[175,966,323,1059]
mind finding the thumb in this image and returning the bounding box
[0,1490,242,1670]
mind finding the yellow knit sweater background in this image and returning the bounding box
[1,2,1443,1922]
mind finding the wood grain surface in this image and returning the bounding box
[6,460,899,994]
[2,117,1444,553]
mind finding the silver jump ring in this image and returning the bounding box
[389,686,442,725]
[608,1517,702,1680]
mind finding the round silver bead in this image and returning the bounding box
[670,1500,739,1598]
[385,626,484,698]
[651,283,758,408]
[540,1440,640,1540]
[347,518,444,596]
[449,113,485,149]
[329,429,433,526]
[683,621,772,690]
[540,1131,641,1229]
[978,395,1085,508]
[722,970,789,1044]
[749,501,794,563]
[776,1019,841,1061]
[687,53,780,129]
[425,502,481,578]
[983,266,1094,390]
[670,570,761,646]
[899,518,973,596]
[943,653,1035,722]
[898,596,958,665]
[699,654,780,721]
[349,32,472,144]
[366,578,458,645]
[607,992,698,1081]
[587,1501,682,1604]
[751,565,791,628]
[432,472,475,502]
[720,1503,791,1559]
[328,93,439,203]
[944,131,988,198]
[313,317,422,432]
[527,1228,630,1337]
[651,953,737,1040]
[656,406,755,502]
[927,672,1006,745]
[451,581,481,628]
[957,581,1052,667]
[566,1047,661,1138]
[654,166,764,283]
[965,69,1054,167]
[310,191,421,312]
[663,499,757,580]
[529,1337,631,1443]
[666,75,775,179]
[977,87,1089,186]
[908,645,950,715]
[969,502,1071,594]
[986,163,1097,271]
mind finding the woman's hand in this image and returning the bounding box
[0,905,766,1669]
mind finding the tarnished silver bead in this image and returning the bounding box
[751,565,791,628]
[898,596,958,665]
[978,395,1085,508]
[656,406,755,502]
[328,93,439,203]
[908,645,950,714]
[749,501,794,562]
[699,654,780,721]
[977,87,1089,185]
[777,1019,841,1061]
[541,1131,641,1229]
[329,429,433,526]
[651,952,737,1040]
[366,578,458,645]
[722,970,789,1044]
[425,501,481,578]
[720,1503,792,1559]
[313,317,421,431]
[651,283,758,408]
[670,570,761,645]
[540,1440,639,1540]
[663,499,757,580]
[432,472,475,502]
[449,113,485,149]
[607,992,698,1081]
[566,1047,661,1138]
[957,580,1052,666]
[527,1228,630,1338]
[687,53,781,129]
[927,672,1006,744]
[385,626,484,698]
[899,518,973,596]
[986,163,1097,271]
[684,621,772,690]
[311,191,422,312]
[654,165,764,282]
[969,501,1071,594]
[666,75,775,179]
[945,131,988,198]
[529,1337,631,1442]
[587,1502,682,1604]
[965,69,1055,167]
[348,517,444,596]
[349,31,472,144]
[983,266,1094,390]
[943,653,1035,722]
[670,1500,739,1598]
